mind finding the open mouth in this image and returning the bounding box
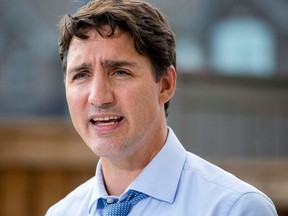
[90,116,124,126]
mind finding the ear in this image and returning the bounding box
[159,65,177,104]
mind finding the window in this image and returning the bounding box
[210,17,275,77]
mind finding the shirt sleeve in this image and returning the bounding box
[228,192,278,216]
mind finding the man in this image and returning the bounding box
[46,0,277,215]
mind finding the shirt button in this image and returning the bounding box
[107,198,114,204]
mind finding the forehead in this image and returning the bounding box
[68,28,131,58]
[69,27,133,51]
[66,27,152,71]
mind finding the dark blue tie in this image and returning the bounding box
[103,190,148,216]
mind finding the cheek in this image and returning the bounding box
[66,88,85,118]
[126,83,160,115]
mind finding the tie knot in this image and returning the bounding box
[126,190,148,205]
[103,190,148,216]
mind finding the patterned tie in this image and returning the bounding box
[103,190,148,216]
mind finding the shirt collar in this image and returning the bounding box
[88,127,187,212]
[88,160,107,213]
[128,128,187,203]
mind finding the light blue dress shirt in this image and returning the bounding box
[46,128,277,215]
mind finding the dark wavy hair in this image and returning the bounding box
[58,0,176,116]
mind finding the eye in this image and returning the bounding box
[73,72,88,80]
[112,69,130,77]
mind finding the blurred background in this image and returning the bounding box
[0,0,287,215]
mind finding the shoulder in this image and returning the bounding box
[227,192,277,215]
[180,153,277,215]
[45,177,96,216]
[184,152,260,194]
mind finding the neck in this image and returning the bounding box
[101,162,143,196]
[101,126,168,196]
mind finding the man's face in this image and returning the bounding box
[65,27,169,159]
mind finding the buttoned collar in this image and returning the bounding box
[88,127,187,213]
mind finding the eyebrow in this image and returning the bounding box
[68,60,136,74]
[68,62,92,74]
[102,59,136,68]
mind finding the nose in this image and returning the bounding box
[88,74,114,108]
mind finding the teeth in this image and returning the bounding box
[93,116,120,121]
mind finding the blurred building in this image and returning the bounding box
[151,0,288,77]
[147,0,288,158]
